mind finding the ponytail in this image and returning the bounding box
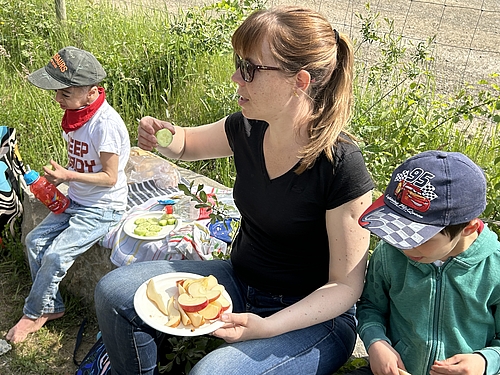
[296,32,354,174]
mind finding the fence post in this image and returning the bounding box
[55,0,67,21]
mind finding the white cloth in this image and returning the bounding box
[63,100,130,211]
[101,185,238,266]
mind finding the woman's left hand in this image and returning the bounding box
[211,312,271,343]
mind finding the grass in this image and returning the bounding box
[0,0,499,373]
[0,222,99,374]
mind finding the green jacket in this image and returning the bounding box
[357,224,500,375]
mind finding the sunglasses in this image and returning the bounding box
[234,54,280,83]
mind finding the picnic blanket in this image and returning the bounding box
[100,179,238,267]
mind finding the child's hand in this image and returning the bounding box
[43,160,67,185]
[431,354,485,375]
[368,340,407,375]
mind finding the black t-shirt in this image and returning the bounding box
[225,112,374,296]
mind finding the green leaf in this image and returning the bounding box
[199,190,207,202]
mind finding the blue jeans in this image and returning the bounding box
[24,200,123,319]
[94,260,357,375]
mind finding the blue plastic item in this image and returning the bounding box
[158,199,177,205]
[207,218,239,243]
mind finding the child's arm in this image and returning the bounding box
[356,242,392,346]
[357,243,410,375]
[44,152,119,187]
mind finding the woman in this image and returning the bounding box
[95,6,374,375]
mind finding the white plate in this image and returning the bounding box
[134,272,233,336]
[123,212,181,240]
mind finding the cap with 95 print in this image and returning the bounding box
[358,150,486,249]
[28,46,106,90]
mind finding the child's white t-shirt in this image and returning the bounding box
[63,100,130,211]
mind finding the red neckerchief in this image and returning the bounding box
[61,87,106,133]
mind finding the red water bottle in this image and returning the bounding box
[23,170,70,214]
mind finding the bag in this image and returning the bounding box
[74,319,111,375]
[0,127,27,236]
[75,336,110,375]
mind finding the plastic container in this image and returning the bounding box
[24,170,70,214]
[172,197,200,222]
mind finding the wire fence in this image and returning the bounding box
[110,0,499,94]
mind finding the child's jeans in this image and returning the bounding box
[24,199,123,319]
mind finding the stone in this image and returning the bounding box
[352,336,368,359]
[0,339,12,355]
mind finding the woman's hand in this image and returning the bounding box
[211,312,272,343]
[137,116,175,151]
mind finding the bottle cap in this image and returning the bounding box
[23,170,40,185]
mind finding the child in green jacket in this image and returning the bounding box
[355,150,500,375]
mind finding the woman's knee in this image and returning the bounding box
[95,262,166,312]
[95,267,130,306]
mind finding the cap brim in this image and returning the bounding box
[27,67,70,90]
[359,195,444,250]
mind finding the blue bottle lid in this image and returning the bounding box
[24,170,40,185]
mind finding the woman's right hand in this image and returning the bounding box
[137,116,176,151]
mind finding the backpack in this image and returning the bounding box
[0,127,27,236]
[74,319,111,375]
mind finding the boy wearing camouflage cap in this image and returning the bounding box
[7,47,130,343]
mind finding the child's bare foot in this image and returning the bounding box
[6,312,65,343]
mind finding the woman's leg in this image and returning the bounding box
[190,312,357,375]
[94,259,246,375]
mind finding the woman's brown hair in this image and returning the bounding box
[232,6,355,173]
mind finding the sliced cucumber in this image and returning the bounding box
[156,128,173,147]
[134,227,148,236]
[148,224,162,233]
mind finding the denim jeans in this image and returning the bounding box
[95,260,357,375]
[24,199,123,319]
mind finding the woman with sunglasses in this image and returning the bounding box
[95,6,373,375]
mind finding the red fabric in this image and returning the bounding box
[61,87,105,133]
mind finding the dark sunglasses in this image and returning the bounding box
[234,54,280,83]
